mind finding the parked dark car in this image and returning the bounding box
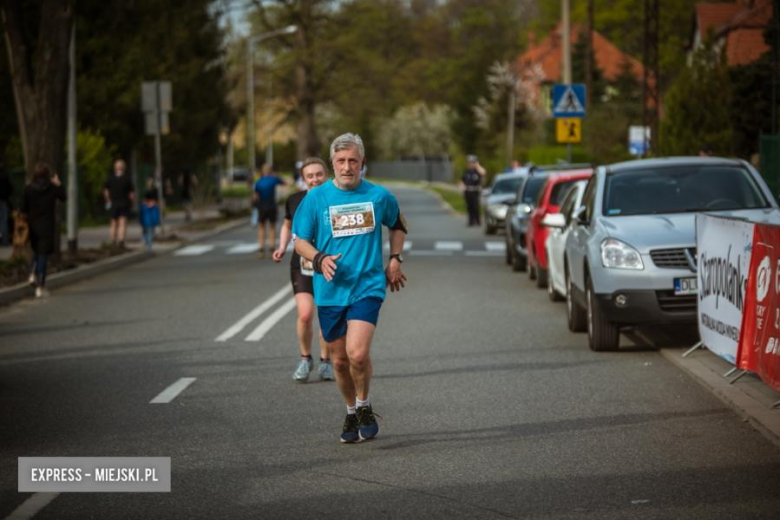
[505,173,549,271]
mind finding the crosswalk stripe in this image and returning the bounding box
[411,250,453,256]
[175,245,215,256]
[150,377,197,404]
[226,243,259,254]
[485,242,506,251]
[434,241,463,251]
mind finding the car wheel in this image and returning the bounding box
[528,260,536,280]
[566,268,587,332]
[485,223,496,235]
[505,242,512,265]
[548,274,563,301]
[536,266,548,289]
[586,278,620,351]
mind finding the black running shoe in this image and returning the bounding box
[356,405,379,441]
[340,414,360,443]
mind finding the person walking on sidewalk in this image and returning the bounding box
[103,159,135,248]
[22,163,66,298]
[252,163,287,259]
[272,157,334,383]
[139,178,160,250]
[293,133,408,443]
[459,154,485,227]
[0,164,12,246]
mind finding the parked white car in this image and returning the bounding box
[564,157,778,351]
[544,180,588,302]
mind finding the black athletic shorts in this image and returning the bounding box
[258,206,278,224]
[290,268,313,295]
[110,205,130,219]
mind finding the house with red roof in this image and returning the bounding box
[690,0,773,67]
[516,23,646,114]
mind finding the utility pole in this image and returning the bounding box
[562,0,572,162]
[643,0,660,156]
[246,38,256,175]
[266,76,273,168]
[246,26,296,176]
[562,0,572,85]
[585,0,594,108]
[507,76,516,166]
[66,24,78,252]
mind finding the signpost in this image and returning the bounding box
[552,83,586,160]
[141,81,172,233]
[628,125,651,156]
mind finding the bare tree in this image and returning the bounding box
[1,0,74,177]
[250,0,332,159]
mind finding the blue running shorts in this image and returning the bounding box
[317,297,383,342]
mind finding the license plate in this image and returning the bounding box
[674,277,697,295]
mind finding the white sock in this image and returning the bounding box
[347,405,356,415]
[356,397,370,408]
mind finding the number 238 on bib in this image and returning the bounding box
[329,202,375,238]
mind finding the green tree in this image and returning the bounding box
[375,103,454,160]
[1,0,74,177]
[74,0,231,178]
[660,38,733,156]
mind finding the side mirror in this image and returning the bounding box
[572,205,588,226]
[541,213,566,228]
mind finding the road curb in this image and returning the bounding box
[659,347,780,449]
[0,217,248,307]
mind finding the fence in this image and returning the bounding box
[367,159,454,183]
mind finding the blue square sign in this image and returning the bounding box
[552,84,586,118]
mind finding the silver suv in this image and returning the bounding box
[564,157,778,351]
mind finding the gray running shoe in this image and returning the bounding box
[292,358,312,382]
[318,360,335,381]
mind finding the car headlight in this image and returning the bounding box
[488,204,508,219]
[514,203,532,217]
[601,239,644,270]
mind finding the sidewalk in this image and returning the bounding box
[0,204,249,304]
[660,345,780,449]
[0,205,234,261]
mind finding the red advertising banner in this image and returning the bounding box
[737,223,780,392]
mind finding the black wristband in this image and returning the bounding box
[313,252,325,274]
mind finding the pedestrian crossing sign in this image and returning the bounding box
[556,118,582,144]
[552,84,586,118]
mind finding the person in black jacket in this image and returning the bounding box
[22,162,66,298]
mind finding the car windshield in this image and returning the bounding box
[550,180,576,206]
[521,176,547,204]
[603,165,770,216]
[492,177,524,194]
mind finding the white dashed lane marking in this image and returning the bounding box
[150,377,197,404]
[174,245,215,256]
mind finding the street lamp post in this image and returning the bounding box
[246,25,296,176]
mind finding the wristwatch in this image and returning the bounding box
[389,253,404,263]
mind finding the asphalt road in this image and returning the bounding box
[1,184,780,519]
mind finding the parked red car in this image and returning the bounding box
[525,168,593,288]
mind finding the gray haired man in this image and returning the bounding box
[292,133,408,443]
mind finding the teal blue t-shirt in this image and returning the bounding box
[292,180,400,306]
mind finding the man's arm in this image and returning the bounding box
[385,229,407,293]
[272,219,292,262]
[294,238,341,282]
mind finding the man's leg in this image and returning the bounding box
[117,216,127,244]
[345,320,375,401]
[258,221,266,253]
[109,218,118,243]
[268,222,276,252]
[329,335,356,407]
[295,292,315,358]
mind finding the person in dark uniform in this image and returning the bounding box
[460,154,486,226]
[22,162,66,298]
[102,159,135,248]
[252,163,287,258]
[179,168,197,222]
[272,157,334,383]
